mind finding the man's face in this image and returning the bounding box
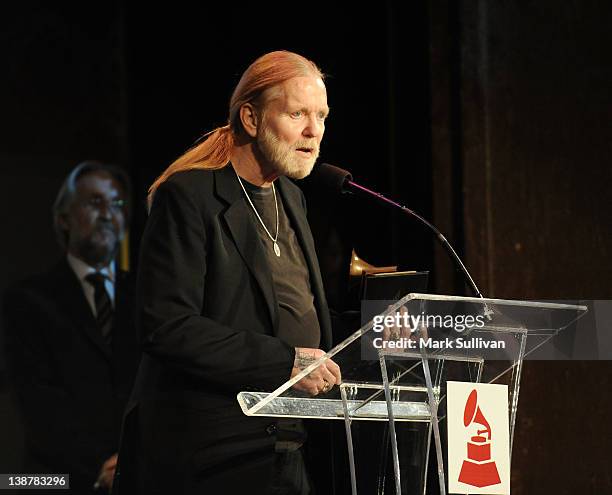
[61,170,126,267]
[256,76,329,179]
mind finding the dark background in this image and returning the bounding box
[1,1,611,493]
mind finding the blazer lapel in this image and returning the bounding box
[55,260,112,360]
[214,166,279,333]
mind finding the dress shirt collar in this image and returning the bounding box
[67,252,115,283]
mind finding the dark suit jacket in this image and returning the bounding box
[2,259,141,494]
[114,166,332,494]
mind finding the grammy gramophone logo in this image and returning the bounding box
[448,382,510,494]
[458,389,501,487]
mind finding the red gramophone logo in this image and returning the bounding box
[458,389,501,488]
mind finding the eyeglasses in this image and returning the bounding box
[78,196,126,212]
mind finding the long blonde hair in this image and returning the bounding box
[147,50,323,208]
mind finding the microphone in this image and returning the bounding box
[309,163,353,193]
[310,163,491,313]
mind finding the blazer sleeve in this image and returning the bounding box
[138,179,295,392]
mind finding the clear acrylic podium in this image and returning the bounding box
[238,294,587,494]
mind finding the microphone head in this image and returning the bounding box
[309,163,353,194]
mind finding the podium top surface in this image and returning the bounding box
[403,293,587,312]
[238,293,588,418]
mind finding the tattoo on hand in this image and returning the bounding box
[295,351,317,370]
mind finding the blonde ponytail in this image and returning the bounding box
[147,125,233,209]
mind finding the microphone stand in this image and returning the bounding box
[345,180,493,317]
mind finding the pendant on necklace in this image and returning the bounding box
[273,242,281,257]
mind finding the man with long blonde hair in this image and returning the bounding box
[114,51,341,494]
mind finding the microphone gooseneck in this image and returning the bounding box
[312,163,487,302]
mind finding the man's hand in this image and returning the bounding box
[290,348,341,396]
[378,305,427,353]
[93,453,117,492]
[381,305,412,343]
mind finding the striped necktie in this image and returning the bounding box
[85,272,114,344]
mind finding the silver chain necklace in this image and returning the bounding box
[235,171,281,257]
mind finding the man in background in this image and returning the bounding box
[2,161,140,493]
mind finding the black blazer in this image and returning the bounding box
[2,259,140,493]
[115,166,332,494]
